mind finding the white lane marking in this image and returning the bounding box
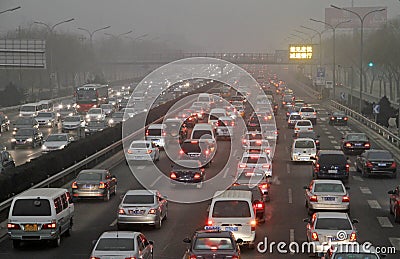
[352,176,364,182]
[377,217,393,228]
[109,219,117,227]
[284,133,287,141]
[288,188,293,204]
[368,200,382,209]
[150,175,162,187]
[287,163,290,174]
[389,237,400,251]
[334,146,341,150]
[137,166,145,170]
[328,136,335,139]
[326,131,332,135]
[223,167,230,178]
[331,140,338,144]
[233,149,238,157]
[290,229,295,243]
[360,187,372,194]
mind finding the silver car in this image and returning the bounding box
[126,140,160,162]
[62,115,84,132]
[117,190,168,229]
[304,212,358,255]
[304,180,350,215]
[91,231,153,259]
[35,112,58,127]
[42,133,73,153]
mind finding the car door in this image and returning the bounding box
[390,186,400,212]
[305,181,314,204]
[157,194,167,218]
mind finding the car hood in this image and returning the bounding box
[44,141,68,147]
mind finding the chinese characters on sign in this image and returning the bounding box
[289,45,313,60]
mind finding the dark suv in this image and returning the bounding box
[312,150,349,182]
[11,128,43,149]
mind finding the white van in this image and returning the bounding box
[146,124,166,148]
[38,100,54,112]
[197,93,212,103]
[291,138,317,162]
[19,103,42,117]
[8,188,74,248]
[190,123,216,146]
[206,190,256,247]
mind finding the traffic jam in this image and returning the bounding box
[1,66,399,259]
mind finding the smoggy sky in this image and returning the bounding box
[1,0,400,52]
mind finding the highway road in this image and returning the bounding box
[0,66,398,258]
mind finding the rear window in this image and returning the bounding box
[243,156,269,164]
[181,142,204,153]
[123,194,154,204]
[147,129,162,136]
[192,130,213,139]
[130,142,150,149]
[212,200,251,217]
[198,96,210,102]
[77,172,102,181]
[300,108,314,112]
[12,199,51,216]
[318,154,347,165]
[247,133,262,140]
[289,115,301,120]
[368,151,393,160]
[346,134,368,141]
[314,183,345,193]
[294,140,315,148]
[194,237,234,250]
[297,121,312,126]
[96,238,134,251]
[315,218,352,230]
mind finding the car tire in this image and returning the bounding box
[65,220,72,237]
[104,190,110,202]
[154,216,162,229]
[12,240,21,249]
[390,202,394,214]
[163,210,168,221]
[52,234,61,247]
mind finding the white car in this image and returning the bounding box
[62,115,84,132]
[238,152,272,177]
[121,108,136,118]
[100,103,114,116]
[291,138,317,162]
[215,116,234,140]
[85,108,105,121]
[35,112,58,127]
[242,131,263,148]
[294,120,313,134]
[42,133,73,153]
[126,140,160,162]
[299,106,317,124]
[90,231,153,259]
[244,139,273,158]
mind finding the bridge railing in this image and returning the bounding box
[330,100,400,148]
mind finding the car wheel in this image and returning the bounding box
[12,240,21,249]
[154,216,162,229]
[113,185,117,195]
[163,210,168,220]
[52,234,61,247]
[395,207,400,223]
[104,190,110,201]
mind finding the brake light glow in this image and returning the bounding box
[90,257,100,259]
[42,221,57,229]
[191,140,198,144]
[254,202,264,209]
[344,117,348,121]
[127,149,133,154]
[231,121,235,126]
[146,149,153,154]
[295,127,299,131]
[364,143,370,148]
[170,172,177,179]
[124,257,137,259]
[189,255,197,259]
[262,164,271,169]
[239,164,246,168]
[118,208,125,215]
[310,195,318,202]
[99,182,107,189]
[346,164,350,172]
[390,162,397,169]
[71,181,78,189]
[256,140,262,144]
[194,173,201,179]
[314,164,320,172]
[342,196,350,202]
[251,220,257,231]
[7,223,20,230]
[145,130,149,136]
[179,149,184,155]
[259,183,270,189]
[350,232,357,241]
[311,232,319,241]
[330,117,335,120]
[345,142,352,148]
[207,219,213,226]
[366,161,373,168]
[148,208,157,214]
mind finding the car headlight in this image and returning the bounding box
[57,113,60,116]
[86,115,90,118]
[47,122,52,125]
[85,128,89,132]
[11,138,16,142]
[42,145,47,150]
[59,145,66,149]
[109,119,114,124]
[68,113,73,116]
[97,115,101,118]
[76,105,80,108]
[26,138,33,142]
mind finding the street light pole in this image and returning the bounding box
[300,26,328,68]
[0,6,21,15]
[310,18,351,99]
[331,5,386,113]
[104,30,133,39]
[77,26,111,47]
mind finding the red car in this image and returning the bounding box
[388,185,400,223]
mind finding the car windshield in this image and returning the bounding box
[290,115,301,120]
[318,154,347,165]
[15,128,33,136]
[130,142,150,149]
[64,117,80,122]
[198,96,210,102]
[15,118,34,125]
[12,199,51,216]
[181,141,205,153]
[112,113,124,118]
[77,172,102,181]
[315,218,352,230]
[95,238,134,251]
[295,140,315,148]
[212,200,251,217]
[368,151,393,160]
[101,104,112,109]
[300,108,314,112]
[314,183,345,193]
[333,112,345,117]
[332,253,378,259]
[37,113,52,117]
[20,106,36,112]
[192,130,212,139]
[88,109,101,114]
[123,194,154,204]
[193,237,234,250]
[46,135,68,142]
[147,128,162,136]
[346,134,368,141]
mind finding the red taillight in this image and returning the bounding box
[148,208,157,214]
[231,121,235,126]
[162,132,166,136]
[239,164,246,168]
[330,117,335,120]
[232,256,239,259]
[90,257,100,259]
[251,220,257,231]
[118,208,125,215]
[274,131,278,135]
[7,223,20,230]
[259,183,270,189]
[310,195,318,202]
[127,149,133,154]
[364,143,370,148]
[308,128,313,130]
[345,142,352,147]
[99,182,107,189]
[207,219,213,226]
[295,127,300,131]
[313,112,317,115]
[125,257,137,259]
[189,256,197,259]
[342,196,350,202]
[253,202,264,209]
[194,173,201,179]
[42,221,57,229]
[170,172,177,179]
[179,149,184,155]
[350,232,357,241]
[346,164,350,172]
[366,161,373,168]
[190,140,198,144]
[71,181,78,189]
[314,163,320,172]
[256,140,262,145]
[146,149,153,154]
[145,130,149,136]
[311,232,319,241]
[344,117,348,121]
[390,162,397,169]
[205,149,210,155]
[282,101,286,105]
[242,139,246,144]
[262,164,271,169]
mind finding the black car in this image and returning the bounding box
[84,120,108,135]
[329,112,348,126]
[341,133,370,155]
[247,113,261,131]
[312,150,349,182]
[183,230,241,259]
[71,169,117,201]
[0,150,15,173]
[0,113,10,133]
[12,117,39,134]
[179,139,214,166]
[356,150,397,178]
[295,131,320,149]
[170,160,205,188]
[11,128,43,149]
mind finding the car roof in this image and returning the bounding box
[312,179,344,185]
[99,231,140,239]
[195,230,233,237]
[47,133,68,137]
[218,116,233,120]
[317,150,345,155]
[193,123,213,130]
[315,212,349,219]
[125,189,159,196]
[242,152,268,158]
[214,190,252,200]
[16,188,68,199]
[79,169,108,174]
[148,123,165,129]
[294,138,315,142]
[130,140,152,145]
[295,120,312,123]
[365,149,390,154]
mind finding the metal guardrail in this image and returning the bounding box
[330,100,400,148]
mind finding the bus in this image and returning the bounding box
[75,84,109,114]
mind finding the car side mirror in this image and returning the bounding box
[303,218,311,223]
[148,240,154,245]
[388,190,395,195]
[303,186,309,190]
[183,237,191,243]
[236,238,243,244]
[345,186,350,190]
[352,219,359,224]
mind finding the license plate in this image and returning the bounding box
[299,157,309,161]
[205,226,220,230]
[328,170,337,174]
[355,143,362,146]
[134,156,146,159]
[189,154,199,157]
[324,197,335,201]
[378,163,386,167]
[129,210,144,215]
[337,117,342,119]
[225,226,238,231]
[24,224,38,232]
[83,184,93,189]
